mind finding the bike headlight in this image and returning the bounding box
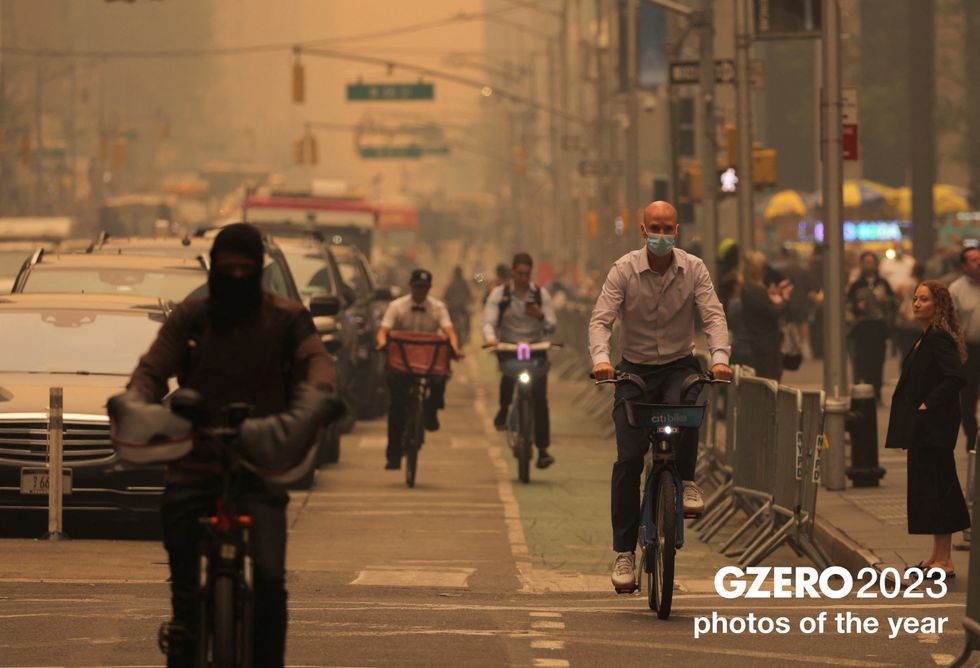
[518,371,531,384]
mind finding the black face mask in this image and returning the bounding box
[207,269,262,328]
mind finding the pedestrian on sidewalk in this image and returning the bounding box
[741,250,793,382]
[588,200,732,592]
[847,251,895,401]
[949,246,980,451]
[884,279,969,577]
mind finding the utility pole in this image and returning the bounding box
[821,0,849,491]
[696,2,717,280]
[734,0,754,251]
[625,0,640,243]
[909,0,935,265]
[558,0,571,268]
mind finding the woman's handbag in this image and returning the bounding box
[781,321,804,371]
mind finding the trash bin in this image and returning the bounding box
[845,383,886,487]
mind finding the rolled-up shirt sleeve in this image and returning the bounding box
[483,285,502,342]
[540,288,557,334]
[588,265,625,366]
[693,262,731,366]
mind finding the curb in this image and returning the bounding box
[813,516,883,575]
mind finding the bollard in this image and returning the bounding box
[45,387,67,540]
[965,446,976,546]
[823,395,849,491]
[845,383,886,487]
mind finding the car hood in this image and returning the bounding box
[0,372,129,419]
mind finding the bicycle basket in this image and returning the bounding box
[386,331,452,376]
[625,403,706,430]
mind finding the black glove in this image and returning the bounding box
[237,383,342,471]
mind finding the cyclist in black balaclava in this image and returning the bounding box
[207,222,265,328]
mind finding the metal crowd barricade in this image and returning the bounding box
[952,449,980,667]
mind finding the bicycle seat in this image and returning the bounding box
[623,402,705,430]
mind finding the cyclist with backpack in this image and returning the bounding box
[117,223,337,667]
[483,252,558,469]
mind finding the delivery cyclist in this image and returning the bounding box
[588,201,732,592]
[376,268,461,470]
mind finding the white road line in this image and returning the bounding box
[529,611,563,618]
[532,660,570,668]
[931,654,956,666]
[530,640,566,650]
[468,355,535,593]
[530,621,565,630]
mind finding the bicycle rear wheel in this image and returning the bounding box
[517,394,533,483]
[404,395,423,488]
[210,574,237,667]
[649,470,676,618]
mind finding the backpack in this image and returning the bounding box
[497,283,542,329]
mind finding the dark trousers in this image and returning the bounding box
[850,320,888,399]
[162,480,289,668]
[611,355,702,552]
[961,343,980,450]
[498,369,550,450]
[386,371,446,463]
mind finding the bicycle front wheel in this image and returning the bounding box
[210,574,237,667]
[517,394,533,483]
[404,396,423,488]
[649,470,676,618]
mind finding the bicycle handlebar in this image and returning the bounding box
[592,371,730,404]
[483,341,563,352]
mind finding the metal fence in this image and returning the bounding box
[692,366,829,569]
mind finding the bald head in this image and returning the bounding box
[641,200,678,239]
[643,200,677,224]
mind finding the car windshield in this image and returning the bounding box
[334,256,368,298]
[0,310,163,375]
[22,267,208,302]
[282,250,335,298]
[0,250,31,276]
[21,259,293,302]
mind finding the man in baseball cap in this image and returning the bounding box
[376,268,460,469]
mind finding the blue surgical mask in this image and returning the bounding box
[646,233,675,257]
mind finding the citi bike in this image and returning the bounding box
[487,341,560,483]
[596,371,728,618]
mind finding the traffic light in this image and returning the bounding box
[725,123,737,168]
[685,160,702,203]
[753,147,777,187]
[20,135,31,166]
[292,60,305,104]
[113,137,127,168]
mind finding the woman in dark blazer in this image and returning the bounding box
[885,280,969,577]
[740,251,793,382]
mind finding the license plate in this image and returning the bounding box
[20,468,72,496]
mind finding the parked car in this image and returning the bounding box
[18,235,345,480]
[328,244,392,418]
[272,235,359,452]
[0,293,169,513]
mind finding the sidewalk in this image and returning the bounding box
[779,354,974,586]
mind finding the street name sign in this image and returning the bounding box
[669,59,765,87]
[347,83,435,102]
[359,145,424,159]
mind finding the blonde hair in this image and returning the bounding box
[919,280,967,362]
[742,251,767,285]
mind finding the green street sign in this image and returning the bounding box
[347,83,434,101]
[359,145,424,159]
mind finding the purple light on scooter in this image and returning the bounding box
[517,343,531,361]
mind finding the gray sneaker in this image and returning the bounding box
[683,481,705,516]
[611,551,636,593]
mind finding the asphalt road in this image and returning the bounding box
[0,352,973,667]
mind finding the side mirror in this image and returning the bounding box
[341,283,357,307]
[169,388,207,425]
[321,336,343,354]
[309,295,341,317]
[371,287,393,301]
